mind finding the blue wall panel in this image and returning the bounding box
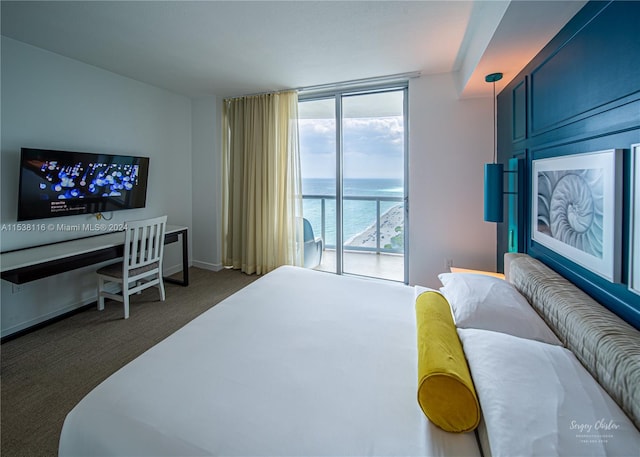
[530,2,640,135]
[497,0,640,329]
[512,79,527,142]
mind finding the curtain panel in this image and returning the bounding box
[222,90,303,275]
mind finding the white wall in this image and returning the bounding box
[0,37,193,337]
[191,96,223,270]
[408,73,496,288]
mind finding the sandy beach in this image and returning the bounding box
[345,204,404,249]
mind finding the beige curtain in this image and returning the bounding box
[221,90,303,275]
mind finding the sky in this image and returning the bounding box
[299,116,405,180]
[298,91,405,180]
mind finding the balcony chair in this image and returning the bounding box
[97,215,167,319]
[303,218,323,269]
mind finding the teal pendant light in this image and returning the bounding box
[483,72,504,223]
[484,163,503,221]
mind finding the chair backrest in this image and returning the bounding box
[303,218,315,242]
[123,216,167,274]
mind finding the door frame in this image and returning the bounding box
[299,83,409,283]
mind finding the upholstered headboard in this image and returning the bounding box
[504,253,640,430]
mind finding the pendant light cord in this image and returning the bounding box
[492,80,497,164]
[485,72,503,165]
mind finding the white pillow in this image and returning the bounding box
[458,328,640,457]
[438,272,561,345]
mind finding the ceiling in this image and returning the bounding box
[1,1,586,99]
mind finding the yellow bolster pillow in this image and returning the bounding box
[415,291,480,433]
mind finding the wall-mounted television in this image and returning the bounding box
[18,147,150,221]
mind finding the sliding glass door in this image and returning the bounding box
[299,86,407,282]
[299,98,337,274]
[341,90,406,280]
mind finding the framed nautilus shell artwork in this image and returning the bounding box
[630,144,640,295]
[532,149,623,282]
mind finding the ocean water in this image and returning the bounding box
[302,178,404,247]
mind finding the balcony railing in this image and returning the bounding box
[302,194,404,254]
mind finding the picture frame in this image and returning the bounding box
[531,149,623,282]
[630,144,640,294]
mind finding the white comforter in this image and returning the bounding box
[59,266,480,457]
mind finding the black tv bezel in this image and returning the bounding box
[17,147,150,222]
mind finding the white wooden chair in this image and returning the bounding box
[97,215,167,319]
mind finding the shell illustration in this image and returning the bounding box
[537,169,604,258]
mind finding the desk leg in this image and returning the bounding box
[165,229,189,286]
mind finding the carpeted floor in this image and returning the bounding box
[0,267,258,457]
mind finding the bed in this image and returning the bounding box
[59,254,640,456]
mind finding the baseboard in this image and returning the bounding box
[1,283,116,343]
[163,262,187,277]
[192,260,223,272]
[1,300,95,343]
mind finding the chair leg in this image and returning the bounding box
[97,276,105,311]
[158,275,166,302]
[123,282,130,319]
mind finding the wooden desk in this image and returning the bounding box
[0,225,189,286]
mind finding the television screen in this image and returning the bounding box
[18,148,150,221]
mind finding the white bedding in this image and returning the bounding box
[459,328,640,456]
[59,266,481,457]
